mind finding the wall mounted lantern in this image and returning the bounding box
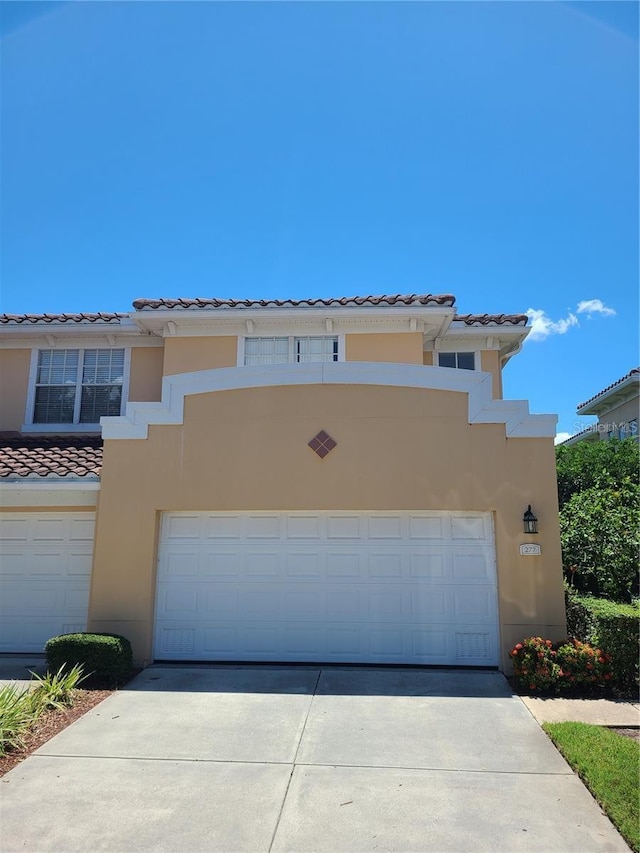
[523,505,538,535]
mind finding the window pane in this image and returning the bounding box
[79,385,123,422]
[438,353,456,369]
[296,337,338,363]
[457,352,475,370]
[37,350,78,385]
[82,349,125,384]
[33,386,75,423]
[244,337,289,365]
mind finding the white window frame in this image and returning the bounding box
[238,335,345,366]
[23,347,131,433]
[437,351,478,370]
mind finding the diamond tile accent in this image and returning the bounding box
[308,430,337,459]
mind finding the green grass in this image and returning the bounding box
[544,722,640,851]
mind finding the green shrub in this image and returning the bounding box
[565,589,639,692]
[510,636,612,694]
[45,633,133,688]
[560,480,639,602]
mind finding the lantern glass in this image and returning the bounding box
[523,505,538,535]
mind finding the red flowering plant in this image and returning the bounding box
[510,637,561,693]
[555,639,612,692]
[510,636,612,694]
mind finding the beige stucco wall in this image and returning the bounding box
[345,333,424,364]
[89,383,565,669]
[162,337,237,376]
[596,396,639,437]
[0,349,31,431]
[422,352,433,366]
[481,351,503,399]
[129,347,164,402]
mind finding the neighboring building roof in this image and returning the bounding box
[0,312,126,325]
[131,294,457,310]
[577,368,640,414]
[454,313,528,326]
[0,435,103,478]
[557,426,599,447]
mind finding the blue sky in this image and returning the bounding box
[1,1,637,440]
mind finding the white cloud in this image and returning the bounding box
[554,432,573,445]
[525,308,579,342]
[576,299,616,317]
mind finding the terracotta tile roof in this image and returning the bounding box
[453,313,528,326]
[131,294,457,310]
[577,368,640,411]
[0,435,103,479]
[0,313,126,325]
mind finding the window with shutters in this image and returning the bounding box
[31,349,126,425]
[244,337,339,366]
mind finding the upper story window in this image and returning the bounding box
[244,336,339,366]
[438,352,476,370]
[32,349,125,424]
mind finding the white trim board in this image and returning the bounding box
[101,362,557,440]
[0,480,100,508]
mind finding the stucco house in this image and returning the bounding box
[561,368,639,446]
[0,294,567,671]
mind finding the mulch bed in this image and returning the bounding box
[0,688,112,777]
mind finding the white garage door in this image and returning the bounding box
[154,511,499,666]
[0,512,94,652]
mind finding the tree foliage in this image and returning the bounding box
[556,439,639,602]
[556,438,638,507]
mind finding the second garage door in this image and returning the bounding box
[154,511,499,666]
[0,512,94,653]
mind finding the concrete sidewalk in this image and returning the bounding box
[521,693,640,726]
[0,665,629,852]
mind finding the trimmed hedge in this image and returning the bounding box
[45,633,133,688]
[565,588,639,692]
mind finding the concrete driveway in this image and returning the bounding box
[0,666,628,852]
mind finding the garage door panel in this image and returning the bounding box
[154,511,498,666]
[162,549,199,578]
[286,515,322,539]
[453,589,497,619]
[203,514,243,539]
[285,552,322,577]
[69,518,95,541]
[367,516,403,539]
[246,515,281,538]
[0,513,93,652]
[0,551,26,576]
[326,552,361,577]
[410,553,444,578]
[67,552,93,576]
[451,552,495,580]
[326,515,361,539]
[0,518,29,541]
[368,553,403,577]
[451,515,492,540]
[246,553,279,576]
[408,515,445,540]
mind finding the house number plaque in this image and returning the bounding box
[519,543,541,556]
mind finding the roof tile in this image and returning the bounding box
[0,435,103,479]
[131,294,457,310]
[0,312,126,325]
[453,313,528,326]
